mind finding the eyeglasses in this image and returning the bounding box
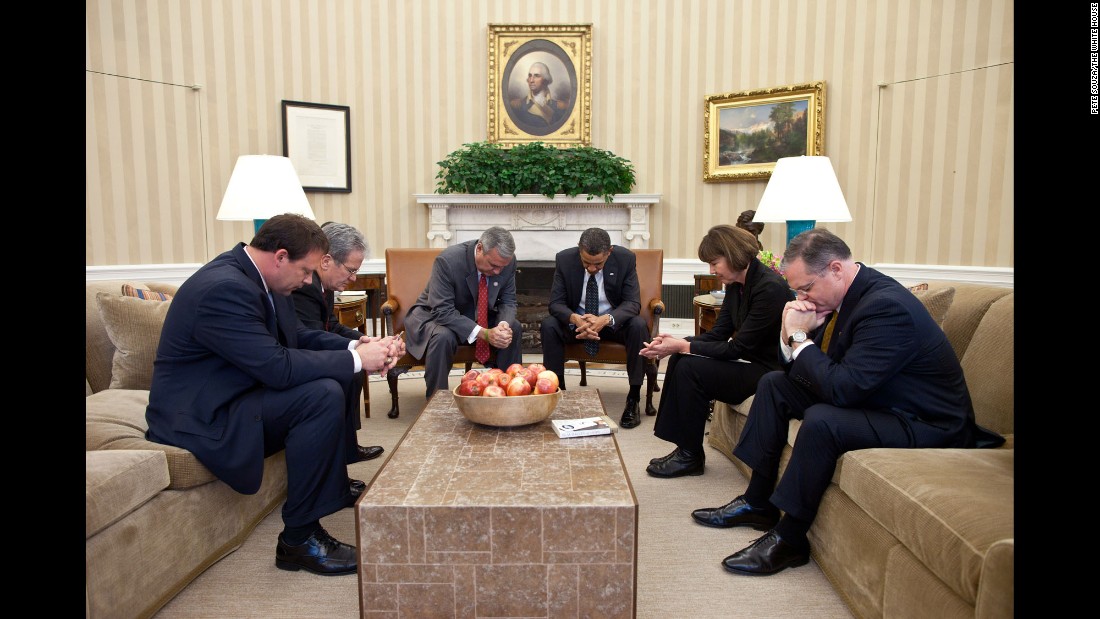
[790,277,817,297]
[330,256,360,278]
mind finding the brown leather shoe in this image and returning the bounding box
[721,529,810,576]
[275,526,357,575]
[691,495,780,530]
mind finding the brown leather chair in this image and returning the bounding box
[380,248,494,418]
[561,248,665,415]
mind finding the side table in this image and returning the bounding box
[335,295,371,418]
[344,273,386,336]
[693,294,722,335]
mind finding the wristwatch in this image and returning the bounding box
[787,330,808,347]
[607,314,615,327]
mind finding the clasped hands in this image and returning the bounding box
[640,333,689,360]
[781,300,830,342]
[354,335,406,375]
[482,321,514,349]
[571,313,610,341]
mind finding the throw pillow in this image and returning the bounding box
[907,282,929,293]
[95,292,172,390]
[121,283,172,301]
[910,286,955,327]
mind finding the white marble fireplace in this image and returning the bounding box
[415,193,660,261]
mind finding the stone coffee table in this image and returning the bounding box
[355,388,637,618]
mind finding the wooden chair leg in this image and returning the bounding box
[579,361,588,386]
[386,366,410,419]
[363,371,370,419]
[651,358,661,392]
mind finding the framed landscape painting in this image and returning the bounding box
[703,81,825,182]
[487,23,592,147]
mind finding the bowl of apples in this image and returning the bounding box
[452,363,562,427]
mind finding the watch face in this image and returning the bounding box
[793,330,807,343]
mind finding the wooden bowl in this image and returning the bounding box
[451,386,562,427]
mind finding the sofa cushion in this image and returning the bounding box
[86,449,170,538]
[837,447,1014,606]
[95,292,172,390]
[86,389,217,489]
[910,285,954,327]
[960,293,1014,436]
[86,281,180,393]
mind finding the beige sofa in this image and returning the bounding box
[85,281,288,619]
[707,281,1014,618]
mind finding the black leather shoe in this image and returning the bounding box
[620,397,641,429]
[275,526,357,575]
[691,495,780,530]
[721,529,810,576]
[356,445,385,462]
[649,447,679,465]
[645,447,704,477]
[345,478,367,508]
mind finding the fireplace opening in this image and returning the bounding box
[514,262,555,354]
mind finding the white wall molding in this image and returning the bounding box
[869,264,1013,289]
[86,259,390,286]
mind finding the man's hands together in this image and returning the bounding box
[781,300,830,344]
[484,321,513,349]
[355,335,406,374]
[571,313,610,341]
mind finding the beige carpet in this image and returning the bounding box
[154,367,852,618]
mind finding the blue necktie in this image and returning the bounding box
[585,275,599,356]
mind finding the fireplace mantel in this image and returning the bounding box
[415,193,660,261]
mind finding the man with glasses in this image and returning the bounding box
[403,226,523,399]
[292,222,385,467]
[540,227,651,429]
[690,228,1004,577]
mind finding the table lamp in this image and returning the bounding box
[752,155,851,247]
[216,155,316,234]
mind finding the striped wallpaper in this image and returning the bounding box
[86,0,1013,270]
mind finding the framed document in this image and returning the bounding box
[281,100,352,192]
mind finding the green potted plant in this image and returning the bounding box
[434,141,636,203]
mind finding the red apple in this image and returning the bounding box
[527,363,546,377]
[536,370,560,392]
[506,375,533,396]
[462,369,480,383]
[494,371,513,389]
[475,372,495,388]
[482,385,507,397]
[486,368,504,378]
[534,377,558,394]
[505,363,526,377]
[457,379,482,397]
[511,367,536,388]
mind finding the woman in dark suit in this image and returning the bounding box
[641,225,791,478]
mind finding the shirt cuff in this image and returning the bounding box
[469,325,483,344]
[789,340,815,360]
[350,348,363,373]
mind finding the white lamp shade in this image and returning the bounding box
[216,155,316,221]
[753,156,852,223]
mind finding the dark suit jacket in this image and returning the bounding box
[546,245,640,330]
[688,258,790,369]
[145,243,358,494]
[403,240,518,360]
[291,275,363,340]
[787,264,1000,447]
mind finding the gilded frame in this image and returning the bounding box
[487,23,592,147]
[703,81,825,182]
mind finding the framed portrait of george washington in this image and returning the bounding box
[487,23,592,148]
[703,81,825,182]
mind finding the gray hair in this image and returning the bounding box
[782,228,852,275]
[529,61,553,85]
[320,221,369,262]
[578,227,611,255]
[479,226,516,260]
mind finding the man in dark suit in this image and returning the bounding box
[291,221,384,463]
[403,226,523,399]
[691,228,1004,577]
[146,214,405,576]
[540,227,650,429]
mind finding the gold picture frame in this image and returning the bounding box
[703,81,825,182]
[487,23,592,147]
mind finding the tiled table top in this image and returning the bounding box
[358,388,636,508]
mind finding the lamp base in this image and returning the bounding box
[253,219,267,234]
[785,220,816,246]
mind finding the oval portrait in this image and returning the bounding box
[502,39,577,137]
